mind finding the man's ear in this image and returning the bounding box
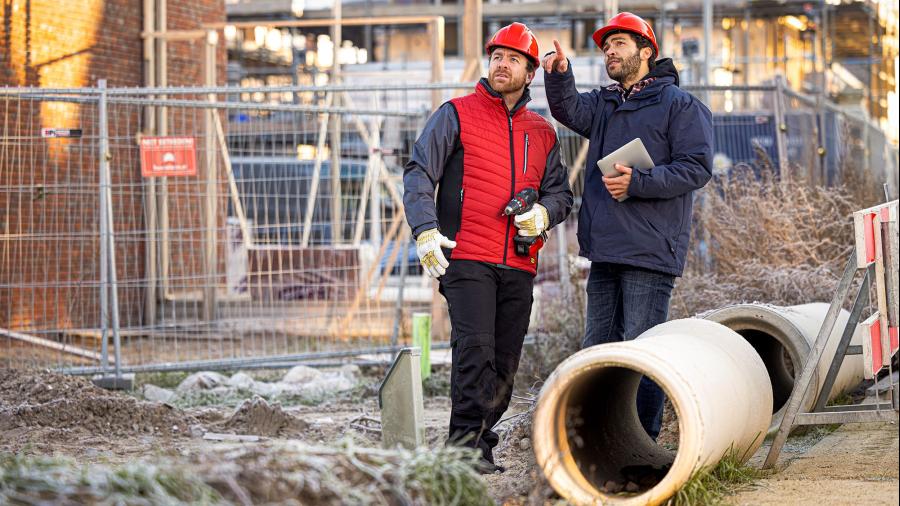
[525,69,536,85]
[641,47,653,63]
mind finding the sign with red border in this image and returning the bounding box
[140,136,197,177]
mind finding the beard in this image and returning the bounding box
[488,67,528,94]
[606,50,642,84]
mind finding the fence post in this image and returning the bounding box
[773,76,790,179]
[202,31,219,323]
[143,0,158,328]
[816,90,827,186]
[98,79,123,378]
[330,5,344,245]
[99,82,110,374]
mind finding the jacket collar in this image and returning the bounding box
[606,76,657,101]
[476,78,532,116]
[601,58,679,105]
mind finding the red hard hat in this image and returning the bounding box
[486,22,540,67]
[592,12,659,55]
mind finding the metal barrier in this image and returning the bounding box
[1,81,896,375]
[1,84,433,374]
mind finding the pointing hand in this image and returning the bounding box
[541,39,569,74]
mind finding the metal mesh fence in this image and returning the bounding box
[1,93,105,369]
[1,87,433,373]
[1,81,896,374]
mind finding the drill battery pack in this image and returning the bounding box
[513,232,547,258]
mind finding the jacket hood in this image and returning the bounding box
[646,58,679,87]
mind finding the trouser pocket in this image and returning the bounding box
[450,332,496,415]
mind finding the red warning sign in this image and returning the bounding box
[140,136,197,177]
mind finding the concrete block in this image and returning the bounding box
[379,348,425,449]
[91,373,135,391]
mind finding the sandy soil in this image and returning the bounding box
[731,422,899,506]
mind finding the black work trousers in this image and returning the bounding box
[439,259,534,464]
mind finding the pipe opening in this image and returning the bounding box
[563,366,676,495]
[736,329,796,413]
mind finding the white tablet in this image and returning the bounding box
[596,138,655,201]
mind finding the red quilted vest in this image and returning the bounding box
[450,82,556,275]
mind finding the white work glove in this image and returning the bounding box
[514,203,550,237]
[416,228,457,278]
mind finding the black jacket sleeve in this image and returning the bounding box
[402,103,460,238]
[539,139,574,228]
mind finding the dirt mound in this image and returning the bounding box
[0,370,195,436]
[216,396,308,437]
[0,368,99,405]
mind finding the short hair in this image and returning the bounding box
[603,30,657,69]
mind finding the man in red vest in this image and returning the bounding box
[403,23,573,472]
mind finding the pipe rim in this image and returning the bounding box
[703,304,810,359]
[703,304,816,425]
[533,344,703,506]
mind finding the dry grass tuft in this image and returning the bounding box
[672,164,883,319]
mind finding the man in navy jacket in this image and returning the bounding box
[542,12,713,440]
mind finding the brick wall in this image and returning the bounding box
[0,0,225,343]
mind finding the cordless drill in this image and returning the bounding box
[502,187,548,257]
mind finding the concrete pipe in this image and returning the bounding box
[703,303,864,429]
[533,319,772,506]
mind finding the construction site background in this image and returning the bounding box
[0,0,898,376]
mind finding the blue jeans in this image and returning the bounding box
[582,262,675,440]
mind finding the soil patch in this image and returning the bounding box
[0,370,195,437]
[656,398,680,449]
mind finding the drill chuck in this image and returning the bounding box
[503,187,539,216]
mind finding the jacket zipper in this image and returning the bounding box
[523,133,529,176]
[503,113,515,265]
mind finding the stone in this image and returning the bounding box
[603,480,623,493]
[227,372,256,390]
[518,437,531,450]
[176,371,228,393]
[250,380,278,397]
[189,424,206,438]
[142,384,175,404]
[282,365,321,384]
[297,374,355,399]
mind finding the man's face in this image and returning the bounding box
[488,47,534,94]
[602,33,644,83]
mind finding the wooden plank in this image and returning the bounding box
[872,212,892,366]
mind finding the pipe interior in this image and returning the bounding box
[736,329,796,413]
[563,366,676,494]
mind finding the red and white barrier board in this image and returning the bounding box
[853,201,899,378]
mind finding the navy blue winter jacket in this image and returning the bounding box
[545,58,713,276]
